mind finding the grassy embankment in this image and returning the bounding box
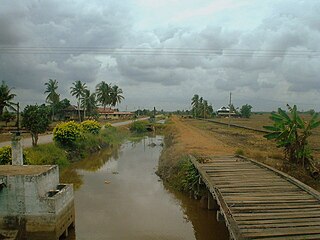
[25,126,128,168]
[157,118,205,196]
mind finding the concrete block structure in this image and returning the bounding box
[0,165,75,240]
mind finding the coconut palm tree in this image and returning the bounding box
[81,89,97,118]
[70,80,87,122]
[44,79,60,120]
[96,81,111,110]
[110,85,124,107]
[191,94,199,118]
[0,81,16,115]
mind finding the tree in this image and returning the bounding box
[96,81,111,110]
[55,98,71,120]
[81,89,98,118]
[70,80,87,122]
[191,94,200,118]
[44,79,60,120]
[21,104,51,146]
[0,81,16,116]
[0,109,15,126]
[263,105,320,171]
[110,85,124,107]
[240,104,253,118]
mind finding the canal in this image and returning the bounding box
[63,135,228,240]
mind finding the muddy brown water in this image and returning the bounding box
[64,136,229,240]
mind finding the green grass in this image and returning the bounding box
[25,143,69,168]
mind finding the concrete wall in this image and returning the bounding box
[0,165,75,239]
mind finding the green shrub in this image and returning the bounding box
[104,122,113,128]
[0,146,11,165]
[81,120,101,134]
[25,143,69,168]
[53,121,82,147]
[129,121,148,133]
[235,148,244,155]
[0,146,29,165]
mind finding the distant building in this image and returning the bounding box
[63,105,84,120]
[217,106,238,117]
[97,107,133,119]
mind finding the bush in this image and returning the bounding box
[0,146,28,165]
[53,121,82,147]
[129,121,148,133]
[0,146,11,165]
[104,122,113,128]
[81,120,101,135]
[25,143,69,168]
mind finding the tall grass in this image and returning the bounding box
[25,143,69,168]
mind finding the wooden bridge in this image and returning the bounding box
[190,155,320,240]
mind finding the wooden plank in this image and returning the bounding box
[231,204,320,211]
[224,196,315,201]
[241,226,320,238]
[237,217,320,225]
[251,234,320,240]
[239,221,320,229]
[190,155,320,240]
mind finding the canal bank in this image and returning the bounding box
[63,135,228,240]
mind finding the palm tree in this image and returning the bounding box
[0,81,16,115]
[191,94,199,118]
[44,79,60,120]
[81,89,97,118]
[70,80,87,121]
[110,85,124,107]
[96,81,111,110]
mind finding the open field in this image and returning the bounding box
[170,116,320,192]
[211,113,320,158]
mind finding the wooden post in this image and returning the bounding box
[208,191,219,210]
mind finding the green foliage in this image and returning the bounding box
[104,122,113,128]
[263,105,320,165]
[81,120,101,134]
[240,104,253,118]
[179,158,200,194]
[129,121,148,133]
[25,143,69,168]
[0,146,12,164]
[0,146,29,165]
[235,148,245,155]
[0,81,16,115]
[191,94,214,118]
[0,109,15,126]
[53,121,82,147]
[21,104,51,146]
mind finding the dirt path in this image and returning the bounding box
[172,116,234,156]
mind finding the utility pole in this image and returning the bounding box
[228,92,232,127]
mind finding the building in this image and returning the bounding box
[0,134,75,239]
[63,105,84,120]
[216,106,238,117]
[97,107,133,119]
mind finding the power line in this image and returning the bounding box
[0,46,319,58]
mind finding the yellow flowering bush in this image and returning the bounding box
[81,120,101,135]
[53,121,82,147]
[0,146,11,165]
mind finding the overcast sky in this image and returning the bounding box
[1,0,320,112]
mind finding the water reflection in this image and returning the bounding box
[64,136,228,240]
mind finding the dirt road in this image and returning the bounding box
[171,116,234,156]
